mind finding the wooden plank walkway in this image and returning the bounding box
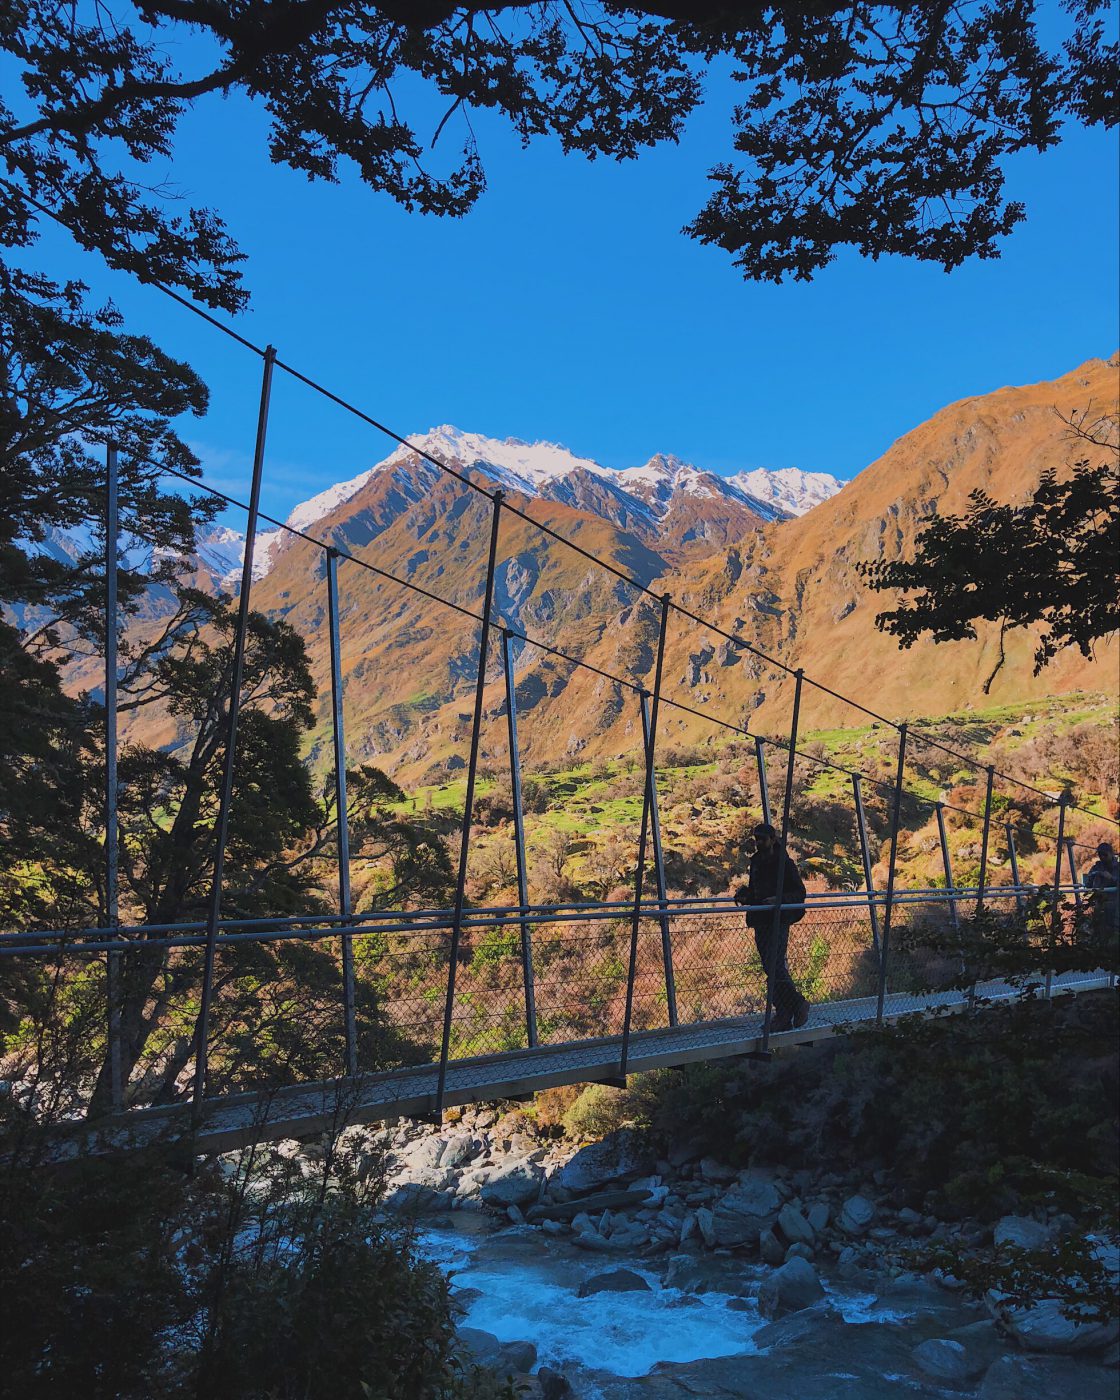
[81,969,1112,1156]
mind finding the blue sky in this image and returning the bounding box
[29,54,1120,525]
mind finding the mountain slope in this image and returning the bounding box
[89,356,1117,780]
[652,354,1119,743]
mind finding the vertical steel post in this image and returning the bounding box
[1064,838,1082,913]
[936,804,960,934]
[104,443,123,1112]
[327,547,358,1077]
[434,492,504,1115]
[1047,793,1069,1001]
[501,628,537,1048]
[191,346,276,1124]
[640,690,677,1027]
[1006,824,1025,917]
[976,766,995,913]
[759,670,803,1053]
[875,724,908,1025]
[851,774,882,958]
[754,737,773,826]
[619,595,670,1079]
[936,800,968,987]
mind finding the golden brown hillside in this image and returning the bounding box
[651,353,1119,745]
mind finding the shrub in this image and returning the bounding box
[561,1082,633,1140]
[0,1133,511,1400]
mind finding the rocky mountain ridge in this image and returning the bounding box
[70,354,1118,778]
[205,429,844,588]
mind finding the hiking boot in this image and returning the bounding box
[793,999,811,1029]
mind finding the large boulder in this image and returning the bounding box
[912,1339,970,1384]
[759,1228,786,1265]
[480,1162,543,1207]
[757,1256,826,1320]
[526,1187,650,1222]
[993,1216,1051,1251]
[383,1182,453,1213]
[980,1354,1120,1400]
[708,1178,782,1247]
[699,1156,738,1183]
[989,1295,1119,1355]
[578,1268,652,1298]
[839,1194,876,1235]
[777,1203,815,1246]
[438,1134,480,1170]
[555,1128,652,1194]
[457,1327,501,1362]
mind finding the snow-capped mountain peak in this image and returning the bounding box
[727,467,844,517]
[203,427,842,584]
[388,424,611,493]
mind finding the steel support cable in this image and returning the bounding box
[8,175,1114,830]
[905,724,1112,826]
[155,463,643,684]
[66,485,1095,863]
[0,886,1069,959]
[105,474,1028,839]
[1,882,1029,945]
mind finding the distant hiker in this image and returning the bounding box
[1084,841,1120,946]
[734,824,810,1032]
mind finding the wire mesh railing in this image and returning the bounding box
[3,885,1114,1137]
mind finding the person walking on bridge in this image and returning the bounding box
[734,824,810,1032]
[1084,841,1119,952]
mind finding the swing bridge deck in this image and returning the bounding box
[140,970,1111,1157]
[53,883,1112,1158]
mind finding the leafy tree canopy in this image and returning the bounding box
[2,1,1115,299]
[859,415,1120,690]
[0,267,214,635]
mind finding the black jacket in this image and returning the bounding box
[734,848,806,925]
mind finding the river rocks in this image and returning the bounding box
[979,1355,1120,1400]
[457,1327,536,1374]
[912,1338,970,1383]
[650,1308,923,1399]
[839,1194,876,1235]
[572,1231,614,1252]
[480,1162,543,1207]
[807,1201,830,1233]
[663,1252,751,1297]
[695,1206,715,1247]
[500,1341,538,1372]
[438,1133,480,1170]
[777,1202,815,1246]
[527,1187,651,1222]
[556,1128,651,1193]
[699,1156,738,1183]
[707,1178,782,1247]
[578,1268,652,1297]
[537,1366,575,1399]
[785,1242,814,1263]
[757,1256,825,1320]
[383,1182,453,1213]
[988,1294,1120,1354]
[993,1215,1051,1251]
[759,1228,785,1265]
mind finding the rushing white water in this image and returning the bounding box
[414,1221,915,1381]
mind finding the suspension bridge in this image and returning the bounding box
[3,279,1116,1159]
